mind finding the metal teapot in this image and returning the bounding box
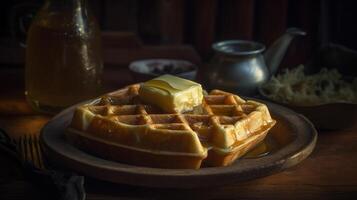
[204,28,306,96]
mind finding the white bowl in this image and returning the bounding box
[129,59,197,81]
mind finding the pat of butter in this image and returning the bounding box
[139,74,203,113]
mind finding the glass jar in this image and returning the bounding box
[25,0,103,114]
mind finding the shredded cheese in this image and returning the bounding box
[262,65,357,106]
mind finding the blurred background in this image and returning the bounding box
[0,0,356,70]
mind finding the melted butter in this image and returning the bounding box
[244,134,278,158]
[144,74,199,95]
[244,141,270,158]
[139,74,203,112]
[144,80,181,94]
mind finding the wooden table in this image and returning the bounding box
[0,68,357,200]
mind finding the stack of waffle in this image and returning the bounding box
[66,84,276,169]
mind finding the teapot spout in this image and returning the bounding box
[264,28,306,77]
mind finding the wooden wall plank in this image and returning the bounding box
[281,0,320,69]
[193,0,217,60]
[220,0,255,40]
[102,0,138,31]
[137,0,161,43]
[255,0,288,45]
[87,0,104,27]
[158,0,185,44]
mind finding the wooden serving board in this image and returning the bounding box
[40,100,317,188]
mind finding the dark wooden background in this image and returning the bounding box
[1,1,357,199]
[0,0,356,70]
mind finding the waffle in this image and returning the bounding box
[66,84,276,169]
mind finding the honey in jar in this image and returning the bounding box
[25,0,103,114]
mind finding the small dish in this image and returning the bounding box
[129,59,197,82]
[258,87,357,130]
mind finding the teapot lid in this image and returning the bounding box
[212,40,265,56]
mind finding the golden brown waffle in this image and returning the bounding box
[66,84,276,169]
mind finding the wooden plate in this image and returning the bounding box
[41,100,317,188]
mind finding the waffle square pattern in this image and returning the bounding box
[67,84,276,169]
